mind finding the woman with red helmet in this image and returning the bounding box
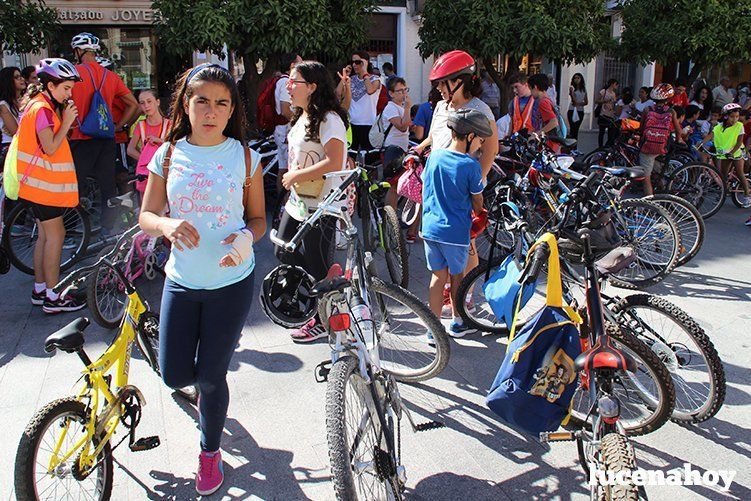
[413,50,498,335]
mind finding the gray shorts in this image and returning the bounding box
[639,153,662,175]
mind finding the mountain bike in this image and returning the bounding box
[697,144,751,208]
[270,168,448,500]
[14,226,194,501]
[351,149,409,288]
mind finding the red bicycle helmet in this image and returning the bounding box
[429,50,476,82]
[650,83,675,101]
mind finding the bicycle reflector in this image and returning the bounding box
[329,312,351,332]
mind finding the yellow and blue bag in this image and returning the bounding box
[486,233,583,436]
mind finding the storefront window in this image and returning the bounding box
[51,27,157,92]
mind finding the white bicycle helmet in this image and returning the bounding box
[96,56,114,70]
[722,102,741,115]
[71,32,100,51]
[35,58,82,82]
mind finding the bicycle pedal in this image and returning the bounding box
[315,360,332,383]
[130,436,160,452]
[539,431,575,443]
[414,421,444,432]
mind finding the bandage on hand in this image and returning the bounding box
[222,228,254,266]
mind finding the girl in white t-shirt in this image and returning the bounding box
[275,60,349,343]
[380,76,412,208]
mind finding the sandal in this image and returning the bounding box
[291,318,327,343]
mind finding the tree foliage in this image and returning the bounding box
[619,0,751,81]
[418,0,613,111]
[152,0,377,125]
[0,0,60,54]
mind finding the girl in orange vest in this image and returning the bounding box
[17,59,85,313]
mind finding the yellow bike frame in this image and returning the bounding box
[46,290,148,476]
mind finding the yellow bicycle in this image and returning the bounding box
[14,226,193,500]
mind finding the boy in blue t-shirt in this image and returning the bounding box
[421,109,492,338]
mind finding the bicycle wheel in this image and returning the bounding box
[86,245,128,329]
[15,397,113,501]
[582,146,628,167]
[381,205,409,288]
[568,323,675,436]
[665,161,725,219]
[608,198,679,289]
[2,203,90,275]
[358,185,374,252]
[80,177,102,233]
[729,173,751,208]
[644,194,705,267]
[593,433,639,501]
[327,356,403,500]
[455,256,548,334]
[612,294,726,423]
[369,278,449,382]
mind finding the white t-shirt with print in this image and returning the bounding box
[381,101,409,151]
[274,75,291,169]
[349,74,380,126]
[284,111,348,221]
[430,98,495,151]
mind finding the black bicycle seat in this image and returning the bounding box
[547,135,578,148]
[45,317,90,354]
[310,276,351,297]
[591,165,646,179]
[575,334,637,372]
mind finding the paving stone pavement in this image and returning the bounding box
[1,154,750,499]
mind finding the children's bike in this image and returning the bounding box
[14,226,194,501]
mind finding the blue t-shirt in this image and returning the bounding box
[148,137,260,290]
[420,149,483,246]
[413,102,434,135]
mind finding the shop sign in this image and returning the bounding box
[57,8,154,24]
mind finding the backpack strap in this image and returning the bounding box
[242,142,252,221]
[161,142,175,179]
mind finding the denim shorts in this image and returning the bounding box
[424,239,469,275]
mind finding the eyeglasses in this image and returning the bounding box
[288,79,308,85]
[392,88,410,94]
[351,60,364,66]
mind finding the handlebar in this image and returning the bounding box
[520,242,549,285]
[270,168,362,252]
[52,225,141,294]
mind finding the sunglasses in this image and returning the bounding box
[350,60,365,66]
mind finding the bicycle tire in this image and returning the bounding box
[729,174,751,208]
[582,146,629,167]
[455,256,548,334]
[326,356,403,501]
[608,198,680,289]
[644,194,705,267]
[567,323,675,436]
[3,203,90,275]
[612,294,726,423]
[15,397,113,501]
[86,245,128,329]
[595,433,639,501]
[381,205,409,288]
[665,161,725,219]
[370,277,449,382]
[358,184,375,252]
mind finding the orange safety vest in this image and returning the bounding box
[17,95,78,207]
[511,95,535,133]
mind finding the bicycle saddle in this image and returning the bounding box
[547,135,578,148]
[575,334,637,373]
[107,191,137,209]
[591,165,646,179]
[310,276,351,297]
[44,317,90,354]
[595,247,636,276]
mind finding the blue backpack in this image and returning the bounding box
[79,65,115,139]
[486,233,583,436]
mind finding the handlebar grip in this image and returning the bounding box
[522,243,549,285]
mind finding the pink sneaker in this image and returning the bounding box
[196,450,224,496]
[290,318,327,343]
